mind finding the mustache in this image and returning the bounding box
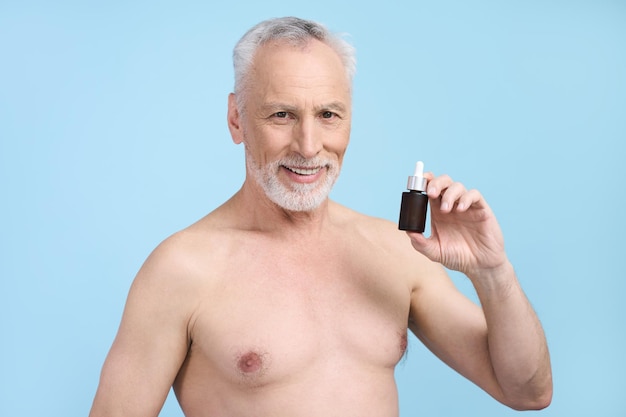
[273,154,337,170]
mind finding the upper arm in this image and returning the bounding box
[407,260,506,403]
[90,237,197,417]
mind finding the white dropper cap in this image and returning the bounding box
[406,161,427,192]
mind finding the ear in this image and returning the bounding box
[227,93,244,145]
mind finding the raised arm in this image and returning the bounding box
[407,174,552,410]
[89,237,195,417]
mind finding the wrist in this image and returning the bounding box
[467,259,517,293]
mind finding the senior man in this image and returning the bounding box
[89,16,552,417]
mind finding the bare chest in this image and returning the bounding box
[183,242,411,390]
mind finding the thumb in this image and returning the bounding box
[406,231,441,263]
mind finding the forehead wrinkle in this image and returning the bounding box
[262,76,347,98]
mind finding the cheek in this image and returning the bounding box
[244,126,291,164]
[327,129,351,159]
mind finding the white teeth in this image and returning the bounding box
[287,166,322,175]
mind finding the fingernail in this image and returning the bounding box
[440,202,449,211]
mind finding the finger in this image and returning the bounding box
[438,181,467,213]
[426,174,453,199]
[456,188,482,212]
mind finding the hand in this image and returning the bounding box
[407,173,509,279]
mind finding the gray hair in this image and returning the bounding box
[232,17,356,111]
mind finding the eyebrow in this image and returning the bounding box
[315,101,348,114]
[261,101,348,114]
[261,102,298,113]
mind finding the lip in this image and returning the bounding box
[281,165,326,184]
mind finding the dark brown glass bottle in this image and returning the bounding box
[398,161,428,233]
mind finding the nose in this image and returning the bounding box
[291,116,322,159]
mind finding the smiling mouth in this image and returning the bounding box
[283,166,324,176]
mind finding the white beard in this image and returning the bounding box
[246,152,339,212]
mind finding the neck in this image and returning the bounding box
[230,178,333,237]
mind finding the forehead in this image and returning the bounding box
[247,39,351,104]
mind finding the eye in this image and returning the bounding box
[273,111,288,118]
[321,111,336,119]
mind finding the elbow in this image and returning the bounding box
[503,379,553,411]
[533,385,554,410]
[509,390,552,411]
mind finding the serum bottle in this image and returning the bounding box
[398,161,428,233]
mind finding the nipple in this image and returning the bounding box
[237,351,263,374]
[399,332,408,358]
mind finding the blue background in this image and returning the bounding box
[1,1,624,416]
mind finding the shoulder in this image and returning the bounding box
[329,201,443,275]
[329,200,414,252]
[129,215,231,300]
[329,200,449,292]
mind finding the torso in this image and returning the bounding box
[170,202,420,417]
